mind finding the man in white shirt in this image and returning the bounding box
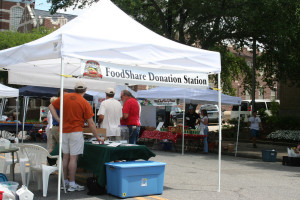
[97,88,123,141]
[248,110,263,148]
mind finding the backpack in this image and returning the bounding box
[86,177,106,195]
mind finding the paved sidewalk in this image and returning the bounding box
[222,141,289,162]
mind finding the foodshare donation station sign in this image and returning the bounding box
[80,60,208,88]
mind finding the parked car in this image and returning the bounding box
[199,104,224,123]
[231,99,280,122]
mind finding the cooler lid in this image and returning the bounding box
[105,161,166,168]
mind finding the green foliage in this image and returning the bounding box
[270,101,280,116]
[0,27,53,50]
[267,130,300,142]
[0,27,53,84]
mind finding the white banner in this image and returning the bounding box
[80,60,208,88]
[139,99,178,106]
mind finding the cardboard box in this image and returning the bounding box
[105,161,166,198]
[83,128,106,139]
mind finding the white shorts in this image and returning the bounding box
[62,132,84,155]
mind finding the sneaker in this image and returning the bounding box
[67,183,85,192]
[61,182,69,190]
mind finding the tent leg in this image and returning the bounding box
[57,57,65,200]
[181,99,186,155]
[235,105,241,157]
[218,72,222,192]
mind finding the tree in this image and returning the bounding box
[0,27,54,85]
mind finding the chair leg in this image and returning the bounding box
[19,161,27,186]
[3,162,9,174]
[42,165,58,197]
[26,169,31,187]
[42,170,51,197]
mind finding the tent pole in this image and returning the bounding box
[94,102,97,124]
[181,99,186,155]
[15,97,19,138]
[57,57,65,200]
[218,72,222,192]
[21,97,29,143]
[235,105,241,157]
[0,98,5,119]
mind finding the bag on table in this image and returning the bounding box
[287,148,300,157]
[86,177,106,195]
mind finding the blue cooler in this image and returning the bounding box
[262,150,277,162]
[105,161,166,198]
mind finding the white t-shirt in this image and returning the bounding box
[97,98,122,137]
[249,116,261,130]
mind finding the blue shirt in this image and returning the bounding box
[52,109,60,126]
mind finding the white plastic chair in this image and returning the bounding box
[21,144,66,197]
[0,139,28,185]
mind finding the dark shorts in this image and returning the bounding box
[251,129,260,137]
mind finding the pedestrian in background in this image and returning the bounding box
[248,110,263,148]
[200,109,209,153]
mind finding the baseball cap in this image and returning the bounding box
[188,105,194,110]
[74,81,87,89]
[105,87,115,94]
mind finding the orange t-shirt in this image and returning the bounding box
[52,93,94,133]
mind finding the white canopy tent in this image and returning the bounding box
[0,0,223,196]
[0,84,19,98]
[0,84,19,136]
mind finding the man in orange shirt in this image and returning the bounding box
[49,81,103,192]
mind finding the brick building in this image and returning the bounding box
[0,0,76,33]
[228,46,279,101]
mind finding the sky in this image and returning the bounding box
[34,0,89,15]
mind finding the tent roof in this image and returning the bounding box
[19,86,93,101]
[0,0,221,90]
[137,87,241,105]
[0,84,19,98]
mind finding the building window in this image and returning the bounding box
[271,90,276,100]
[245,90,250,100]
[10,6,24,31]
[258,87,264,99]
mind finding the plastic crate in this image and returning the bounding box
[262,150,277,162]
[282,156,300,166]
[105,161,166,198]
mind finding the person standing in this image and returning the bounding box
[120,90,140,144]
[248,110,263,148]
[97,88,122,141]
[46,97,57,151]
[185,105,200,129]
[199,109,209,153]
[48,89,68,153]
[49,81,103,192]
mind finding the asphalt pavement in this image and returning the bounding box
[0,141,298,200]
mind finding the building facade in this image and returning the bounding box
[228,46,279,101]
[0,0,76,33]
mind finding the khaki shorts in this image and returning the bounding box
[49,126,59,151]
[62,132,84,155]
